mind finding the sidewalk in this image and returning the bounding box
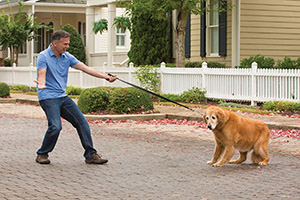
[5,93,300,130]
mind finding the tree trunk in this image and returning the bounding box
[15,47,19,66]
[174,9,188,68]
[9,47,14,66]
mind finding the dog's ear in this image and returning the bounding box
[203,112,207,124]
[216,108,229,127]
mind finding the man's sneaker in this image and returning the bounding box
[85,153,108,164]
[36,154,50,164]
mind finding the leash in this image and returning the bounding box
[107,73,201,113]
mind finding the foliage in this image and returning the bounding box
[119,0,231,68]
[9,85,35,92]
[0,0,51,66]
[185,62,202,68]
[113,16,131,32]
[180,87,206,103]
[109,87,153,114]
[66,86,82,96]
[61,24,86,64]
[159,94,183,102]
[207,61,226,68]
[185,61,226,68]
[239,54,275,69]
[127,1,171,66]
[4,58,11,66]
[93,18,108,34]
[276,57,300,69]
[0,82,10,97]
[135,65,160,93]
[77,87,110,114]
[262,101,300,112]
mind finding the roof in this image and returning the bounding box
[0,0,86,6]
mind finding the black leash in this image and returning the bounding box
[107,73,196,112]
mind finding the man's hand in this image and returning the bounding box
[106,75,117,83]
[34,80,46,89]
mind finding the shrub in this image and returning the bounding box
[135,65,160,93]
[77,87,110,114]
[61,24,86,64]
[159,94,183,102]
[109,87,153,114]
[66,86,82,96]
[180,87,206,103]
[262,101,300,112]
[4,58,11,67]
[185,62,202,68]
[0,82,10,97]
[207,61,226,68]
[240,54,275,69]
[128,5,171,65]
[184,61,226,68]
[276,57,300,69]
[9,85,31,92]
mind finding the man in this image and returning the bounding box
[34,30,116,165]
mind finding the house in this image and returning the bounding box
[2,0,300,68]
[0,0,130,67]
[186,0,300,67]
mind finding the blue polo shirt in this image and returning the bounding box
[36,45,79,100]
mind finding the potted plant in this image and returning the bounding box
[92,18,108,34]
[113,16,131,32]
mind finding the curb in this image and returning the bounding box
[1,97,299,130]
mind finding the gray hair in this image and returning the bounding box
[51,30,70,42]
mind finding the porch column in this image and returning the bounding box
[26,4,35,66]
[86,6,95,66]
[107,3,116,67]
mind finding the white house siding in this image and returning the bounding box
[94,7,129,53]
[240,0,300,62]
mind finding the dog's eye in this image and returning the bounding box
[212,116,216,120]
[206,116,209,120]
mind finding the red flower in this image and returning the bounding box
[123,90,127,93]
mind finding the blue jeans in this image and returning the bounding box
[37,96,97,159]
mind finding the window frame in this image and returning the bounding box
[206,0,220,57]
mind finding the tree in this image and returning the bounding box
[120,0,230,67]
[61,24,86,64]
[0,0,51,66]
[127,0,171,66]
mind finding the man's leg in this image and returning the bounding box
[60,96,107,164]
[36,98,63,163]
[60,96,97,158]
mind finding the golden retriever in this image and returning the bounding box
[203,106,270,167]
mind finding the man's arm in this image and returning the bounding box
[34,68,47,89]
[72,62,116,82]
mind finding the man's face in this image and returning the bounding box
[53,37,70,54]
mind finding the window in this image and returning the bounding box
[78,21,86,46]
[34,22,53,53]
[208,0,219,55]
[116,28,125,47]
[200,0,227,57]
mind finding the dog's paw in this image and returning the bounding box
[207,161,215,165]
[212,162,224,167]
[228,159,241,164]
[258,161,268,166]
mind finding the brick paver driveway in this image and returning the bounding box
[1,114,300,200]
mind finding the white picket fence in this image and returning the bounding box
[1,62,300,105]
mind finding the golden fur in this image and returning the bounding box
[203,106,270,167]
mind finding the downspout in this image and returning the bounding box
[231,0,240,68]
[236,0,240,67]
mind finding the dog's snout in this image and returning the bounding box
[207,125,212,130]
